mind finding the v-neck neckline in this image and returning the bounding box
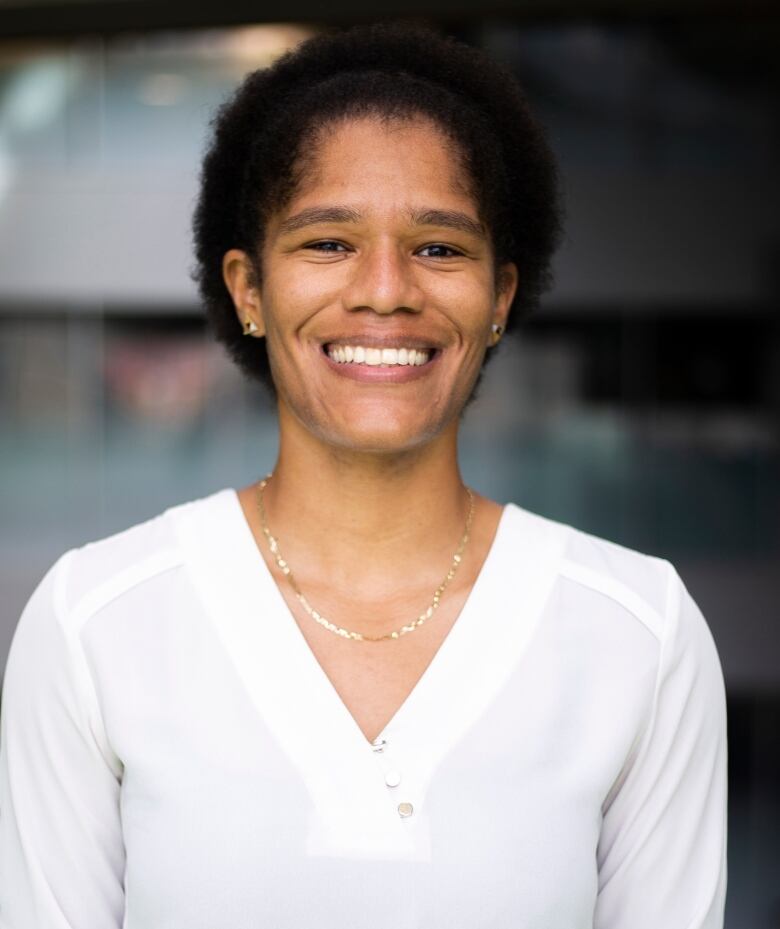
[172,485,569,858]
[227,487,513,750]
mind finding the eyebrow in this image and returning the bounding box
[276,205,486,240]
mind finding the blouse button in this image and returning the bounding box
[384,770,402,788]
[370,737,387,753]
[397,802,414,818]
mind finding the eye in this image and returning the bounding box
[304,240,349,253]
[418,244,464,258]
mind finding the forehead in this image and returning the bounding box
[290,115,475,209]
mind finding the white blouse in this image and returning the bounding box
[0,487,727,929]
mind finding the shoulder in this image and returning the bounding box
[505,502,685,645]
[32,487,236,637]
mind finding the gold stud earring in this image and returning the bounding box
[243,318,260,336]
[490,323,504,345]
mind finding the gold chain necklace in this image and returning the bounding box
[255,473,476,643]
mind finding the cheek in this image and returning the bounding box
[438,281,493,341]
[433,260,493,302]
[265,264,344,322]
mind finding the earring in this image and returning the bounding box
[490,323,504,344]
[243,318,260,336]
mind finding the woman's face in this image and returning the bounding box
[224,115,517,454]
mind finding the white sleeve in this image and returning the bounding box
[0,552,126,928]
[594,561,728,929]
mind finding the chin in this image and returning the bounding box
[322,422,441,455]
[282,394,451,452]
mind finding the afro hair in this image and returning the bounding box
[191,21,565,404]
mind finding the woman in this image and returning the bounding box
[0,22,727,929]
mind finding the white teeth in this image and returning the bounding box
[326,344,432,366]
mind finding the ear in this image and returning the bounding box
[222,249,266,338]
[489,261,518,345]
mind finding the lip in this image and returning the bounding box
[317,342,442,383]
[322,336,442,351]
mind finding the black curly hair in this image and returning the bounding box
[191,21,564,407]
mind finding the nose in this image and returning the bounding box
[340,240,423,316]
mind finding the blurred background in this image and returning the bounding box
[0,3,777,926]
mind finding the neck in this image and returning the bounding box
[247,412,478,600]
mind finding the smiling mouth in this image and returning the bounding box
[322,344,439,366]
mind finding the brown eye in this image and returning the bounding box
[305,240,348,252]
[418,244,463,258]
